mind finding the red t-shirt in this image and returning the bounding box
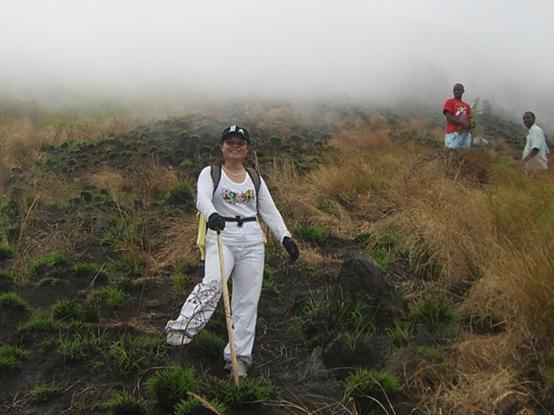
[443,98,472,133]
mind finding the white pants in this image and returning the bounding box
[165,238,265,365]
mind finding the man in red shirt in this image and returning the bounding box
[442,83,473,148]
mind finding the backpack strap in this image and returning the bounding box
[210,164,222,195]
[245,167,261,211]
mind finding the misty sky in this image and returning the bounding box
[1,0,554,123]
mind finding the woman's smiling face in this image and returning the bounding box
[220,135,249,162]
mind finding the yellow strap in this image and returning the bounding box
[257,218,267,244]
[196,212,207,261]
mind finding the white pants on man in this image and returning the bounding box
[165,238,265,366]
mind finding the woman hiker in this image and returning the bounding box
[165,124,299,378]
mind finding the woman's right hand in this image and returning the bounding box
[208,213,226,231]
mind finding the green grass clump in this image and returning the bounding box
[262,265,280,295]
[171,274,192,295]
[17,310,61,338]
[0,344,28,371]
[174,257,199,274]
[106,391,148,415]
[29,384,62,405]
[0,271,15,291]
[317,200,340,216]
[0,291,29,310]
[146,365,199,411]
[36,276,60,287]
[262,273,280,295]
[416,345,443,362]
[386,321,413,348]
[173,397,201,415]
[108,253,146,278]
[369,247,391,270]
[103,336,167,376]
[87,286,127,308]
[70,262,99,277]
[345,368,401,402]
[190,330,226,358]
[0,243,15,261]
[56,328,108,362]
[294,287,375,350]
[366,232,402,271]
[51,298,97,322]
[102,287,127,308]
[28,252,68,279]
[409,299,458,337]
[218,376,274,408]
[165,182,194,206]
[179,159,194,169]
[297,223,330,243]
[174,396,227,415]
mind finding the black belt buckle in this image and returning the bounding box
[223,216,256,227]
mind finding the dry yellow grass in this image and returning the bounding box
[0,119,45,186]
[87,167,129,203]
[277,120,554,412]
[0,111,144,196]
[414,363,529,414]
[154,215,199,269]
[465,242,554,352]
[408,331,539,414]
[374,178,494,285]
[130,158,179,205]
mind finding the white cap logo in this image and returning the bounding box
[229,125,237,132]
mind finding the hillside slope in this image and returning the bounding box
[1,107,552,415]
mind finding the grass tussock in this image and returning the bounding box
[264,158,358,239]
[132,158,179,204]
[464,242,554,349]
[0,344,28,371]
[155,216,198,269]
[146,365,199,411]
[29,384,63,405]
[411,355,528,414]
[87,167,130,203]
[373,168,495,285]
[105,390,147,415]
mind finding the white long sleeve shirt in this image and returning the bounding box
[523,124,549,170]
[196,166,291,247]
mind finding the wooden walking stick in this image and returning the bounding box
[216,231,240,385]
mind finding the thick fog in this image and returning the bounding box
[1,0,554,126]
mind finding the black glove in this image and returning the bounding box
[282,236,299,262]
[208,213,226,232]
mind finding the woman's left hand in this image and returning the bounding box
[282,237,299,262]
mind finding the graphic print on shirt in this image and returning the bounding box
[221,188,256,205]
[455,105,468,121]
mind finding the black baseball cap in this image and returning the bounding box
[221,125,250,143]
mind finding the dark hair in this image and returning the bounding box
[524,111,536,120]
